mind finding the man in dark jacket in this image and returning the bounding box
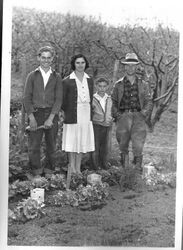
[23,46,63,177]
[112,53,152,174]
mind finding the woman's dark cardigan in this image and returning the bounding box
[62,75,94,124]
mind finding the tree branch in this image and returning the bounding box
[154,76,178,102]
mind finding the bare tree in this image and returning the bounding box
[12,7,179,131]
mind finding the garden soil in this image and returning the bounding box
[8,105,177,247]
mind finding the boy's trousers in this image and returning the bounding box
[28,108,58,171]
[116,111,146,156]
[92,124,110,169]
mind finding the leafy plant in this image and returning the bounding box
[49,174,66,190]
[9,198,45,222]
[48,182,109,209]
[143,171,176,187]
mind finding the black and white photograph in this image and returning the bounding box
[0,0,183,249]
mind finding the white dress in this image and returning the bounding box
[62,72,95,153]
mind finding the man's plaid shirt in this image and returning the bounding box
[119,77,141,111]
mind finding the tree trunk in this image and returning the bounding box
[19,56,27,152]
[112,59,119,87]
[107,60,120,158]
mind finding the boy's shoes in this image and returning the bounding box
[102,163,110,170]
[62,165,68,172]
[92,166,100,171]
[55,166,61,173]
[102,165,109,170]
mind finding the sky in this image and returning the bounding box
[11,0,181,29]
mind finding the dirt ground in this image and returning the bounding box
[8,187,175,247]
[8,101,177,247]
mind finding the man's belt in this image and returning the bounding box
[120,108,141,113]
[33,107,52,112]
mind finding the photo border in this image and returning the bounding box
[1,0,182,249]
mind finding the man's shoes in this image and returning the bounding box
[25,168,43,180]
[25,172,34,181]
[25,173,42,181]
[43,168,55,175]
[133,173,146,193]
[32,168,44,176]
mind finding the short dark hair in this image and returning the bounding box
[95,76,109,85]
[70,54,89,70]
[37,46,55,57]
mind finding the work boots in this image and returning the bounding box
[134,155,143,174]
[119,153,128,191]
[120,153,129,169]
[133,155,145,192]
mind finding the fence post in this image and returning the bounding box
[112,59,119,87]
[107,59,120,159]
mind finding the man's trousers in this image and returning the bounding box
[116,111,146,157]
[28,108,58,172]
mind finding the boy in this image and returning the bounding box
[92,77,113,170]
[23,46,63,177]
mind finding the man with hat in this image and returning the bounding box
[111,52,152,175]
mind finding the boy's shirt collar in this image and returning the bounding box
[94,93,109,111]
[94,92,108,101]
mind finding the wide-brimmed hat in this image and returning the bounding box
[121,53,140,65]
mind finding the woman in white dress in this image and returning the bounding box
[62,54,95,180]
